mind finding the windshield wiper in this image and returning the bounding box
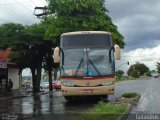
[75,49,101,76]
[88,59,101,76]
[75,58,84,76]
[86,49,101,76]
[75,58,101,76]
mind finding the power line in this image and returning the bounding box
[0,0,46,5]
[0,4,31,18]
[40,0,47,5]
[0,1,35,5]
[0,8,25,23]
[14,0,34,13]
[0,0,42,25]
[0,5,32,24]
[0,0,46,25]
[13,0,44,24]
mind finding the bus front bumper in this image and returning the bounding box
[61,85,115,96]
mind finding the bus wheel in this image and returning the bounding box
[64,96,74,101]
[101,95,109,102]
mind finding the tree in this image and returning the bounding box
[0,23,57,93]
[0,23,27,72]
[0,23,25,50]
[116,70,124,80]
[151,70,156,73]
[127,63,149,77]
[130,70,139,78]
[20,23,59,93]
[144,71,151,77]
[17,24,57,93]
[0,23,44,93]
[45,0,125,48]
[157,62,160,73]
[42,44,59,91]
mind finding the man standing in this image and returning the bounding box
[8,78,13,91]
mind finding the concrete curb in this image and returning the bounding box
[115,94,141,105]
[0,95,27,101]
[114,94,141,120]
[117,103,132,120]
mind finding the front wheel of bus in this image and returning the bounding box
[101,95,109,102]
[64,96,74,101]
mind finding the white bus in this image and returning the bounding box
[54,31,121,100]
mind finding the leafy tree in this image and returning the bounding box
[18,24,57,93]
[116,70,124,80]
[157,62,160,73]
[127,63,149,77]
[42,44,59,91]
[45,0,125,48]
[144,71,151,77]
[130,70,139,78]
[0,23,43,93]
[0,23,57,93]
[0,23,25,49]
[151,70,156,73]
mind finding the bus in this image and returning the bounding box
[53,31,121,100]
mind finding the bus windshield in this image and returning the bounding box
[60,33,115,77]
[60,48,115,77]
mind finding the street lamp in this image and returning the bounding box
[116,61,129,70]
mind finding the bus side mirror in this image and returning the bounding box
[53,47,60,63]
[114,44,121,60]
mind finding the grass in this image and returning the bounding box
[80,102,128,120]
[122,92,139,98]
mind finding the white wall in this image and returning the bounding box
[8,68,20,89]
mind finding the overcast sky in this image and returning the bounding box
[0,0,159,75]
[106,0,160,72]
[0,0,47,25]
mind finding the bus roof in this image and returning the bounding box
[61,31,111,37]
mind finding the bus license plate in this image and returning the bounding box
[83,89,93,94]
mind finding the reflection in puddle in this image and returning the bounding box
[136,88,153,113]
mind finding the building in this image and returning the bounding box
[0,48,21,90]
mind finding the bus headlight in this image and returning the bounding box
[61,80,74,87]
[102,80,113,86]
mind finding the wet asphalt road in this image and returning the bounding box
[114,77,160,114]
[0,77,160,120]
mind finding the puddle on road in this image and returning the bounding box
[134,87,153,113]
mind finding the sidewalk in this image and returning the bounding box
[0,89,51,101]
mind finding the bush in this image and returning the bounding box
[122,92,138,98]
[145,71,151,77]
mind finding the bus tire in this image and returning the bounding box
[101,95,109,102]
[64,96,74,101]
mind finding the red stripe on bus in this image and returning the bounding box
[60,76,114,80]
